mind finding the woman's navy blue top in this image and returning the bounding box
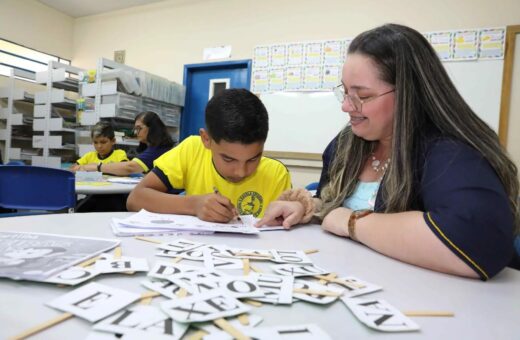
[318,135,518,280]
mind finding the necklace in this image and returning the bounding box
[370,153,390,173]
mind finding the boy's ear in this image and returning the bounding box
[199,128,211,148]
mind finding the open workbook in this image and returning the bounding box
[111,209,284,237]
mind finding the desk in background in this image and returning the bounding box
[75,176,140,195]
[0,213,519,339]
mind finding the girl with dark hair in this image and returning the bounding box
[80,111,174,176]
[258,24,519,280]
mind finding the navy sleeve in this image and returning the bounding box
[421,139,515,280]
[316,136,338,198]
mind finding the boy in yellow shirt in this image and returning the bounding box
[127,89,292,222]
[70,121,128,172]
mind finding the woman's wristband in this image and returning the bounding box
[97,162,102,172]
[277,188,315,224]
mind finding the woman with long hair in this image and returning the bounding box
[258,24,519,280]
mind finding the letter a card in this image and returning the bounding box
[46,282,140,322]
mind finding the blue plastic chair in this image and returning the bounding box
[5,160,26,166]
[0,165,76,216]
[305,182,319,191]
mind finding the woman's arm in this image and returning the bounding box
[322,208,479,278]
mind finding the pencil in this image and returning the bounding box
[213,186,241,222]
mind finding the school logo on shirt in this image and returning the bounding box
[237,191,263,217]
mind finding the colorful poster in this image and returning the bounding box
[253,46,269,68]
[453,30,478,60]
[287,43,304,65]
[251,69,269,93]
[303,66,322,90]
[323,40,343,65]
[270,45,287,67]
[478,28,505,59]
[285,67,303,91]
[322,66,341,90]
[304,42,323,65]
[268,68,285,92]
[430,32,453,61]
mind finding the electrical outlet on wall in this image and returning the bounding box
[114,50,126,64]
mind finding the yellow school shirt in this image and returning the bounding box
[153,136,292,217]
[76,149,128,165]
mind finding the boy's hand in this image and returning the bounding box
[194,193,236,223]
[255,201,305,229]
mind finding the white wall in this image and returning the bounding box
[72,0,520,82]
[0,0,74,59]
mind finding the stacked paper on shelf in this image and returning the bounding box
[111,209,262,237]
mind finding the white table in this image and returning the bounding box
[75,181,137,195]
[0,213,519,339]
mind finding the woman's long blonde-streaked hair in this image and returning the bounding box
[318,24,519,235]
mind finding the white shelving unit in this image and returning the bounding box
[0,68,38,164]
[78,58,185,156]
[32,61,84,168]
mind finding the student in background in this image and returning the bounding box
[70,121,128,172]
[79,111,174,175]
[127,89,292,222]
[257,23,519,280]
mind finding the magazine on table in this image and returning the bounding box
[0,231,119,281]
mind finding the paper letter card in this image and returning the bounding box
[44,266,100,285]
[293,280,344,304]
[270,250,313,264]
[93,305,188,339]
[147,261,200,280]
[173,276,264,299]
[341,297,420,332]
[251,273,294,304]
[328,276,382,298]
[95,256,149,274]
[161,289,250,323]
[46,282,140,322]
[157,238,206,253]
[141,278,183,299]
[0,231,119,281]
[271,263,329,277]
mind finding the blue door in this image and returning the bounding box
[180,60,252,140]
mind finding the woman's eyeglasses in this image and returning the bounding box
[133,126,143,135]
[333,84,394,113]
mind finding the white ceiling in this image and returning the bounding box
[37,0,169,18]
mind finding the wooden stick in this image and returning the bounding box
[403,311,455,317]
[314,275,365,289]
[176,288,188,298]
[293,288,342,297]
[235,252,273,259]
[113,246,122,259]
[304,249,319,254]
[214,318,250,340]
[249,265,263,273]
[185,330,208,340]
[237,313,250,326]
[134,236,162,244]
[243,299,263,307]
[78,255,100,268]
[10,312,73,340]
[172,256,183,263]
[318,272,337,285]
[242,259,250,276]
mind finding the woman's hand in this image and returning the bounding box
[321,207,352,237]
[255,201,305,229]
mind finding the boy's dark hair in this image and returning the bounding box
[91,121,115,139]
[135,111,174,152]
[205,88,268,144]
